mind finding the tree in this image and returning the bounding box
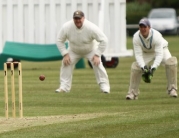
[151,0,179,9]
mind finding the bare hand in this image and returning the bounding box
[63,54,71,66]
[92,55,100,66]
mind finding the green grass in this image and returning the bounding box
[0,36,178,138]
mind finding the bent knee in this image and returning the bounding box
[131,62,141,70]
[165,57,178,66]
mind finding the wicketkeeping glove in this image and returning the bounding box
[141,66,156,83]
[141,65,148,73]
[149,67,156,76]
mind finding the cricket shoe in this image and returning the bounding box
[100,88,110,94]
[102,91,110,94]
[126,92,138,100]
[168,88,178,98]
[55,88,66,93]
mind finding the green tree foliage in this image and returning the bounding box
[151,0,179,9]
[127,0,179,14]
[126,0,179,24]
[126,2,151,24]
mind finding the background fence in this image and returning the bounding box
[0,0,133,57]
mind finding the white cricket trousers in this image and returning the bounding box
[59,49,110,92]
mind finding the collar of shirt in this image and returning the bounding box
[138,29,154,50]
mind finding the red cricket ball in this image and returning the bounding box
[39,75,45,81]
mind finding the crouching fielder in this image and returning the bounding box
[56,10,110,93]
[126,18,178,100]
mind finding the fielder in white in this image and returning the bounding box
[126,18,178,100]
[56,10,110,93]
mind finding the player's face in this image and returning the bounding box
[73,17,84,29]
[139,25,150,38]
